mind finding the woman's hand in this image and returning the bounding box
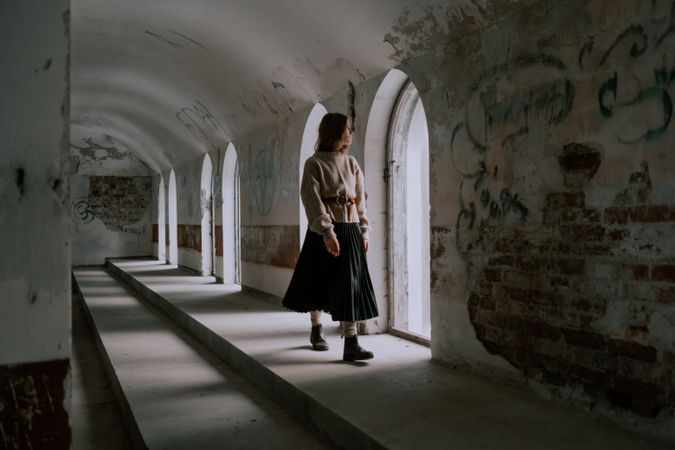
[325,236,340,257]
[364,240,369,252]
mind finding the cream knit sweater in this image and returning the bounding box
[301,150,370,242]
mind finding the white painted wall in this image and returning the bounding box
[298,103,327,244]
[0,0,71,365]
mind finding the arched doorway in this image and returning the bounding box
[201,154,214,276]
[298,103,327,245]
[168,169,178,264]
[221,143,241,284]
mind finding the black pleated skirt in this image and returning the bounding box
[282,222,379,321]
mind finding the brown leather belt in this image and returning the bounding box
[322,195,356,221]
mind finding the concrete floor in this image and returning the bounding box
[73,267,329,450]
[101,258,672,450]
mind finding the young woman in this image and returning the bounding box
[282,112,378,362]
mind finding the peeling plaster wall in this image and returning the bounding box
[174,0,674,433]
[234,106,313,296]
[383,0,675,432]
[173,157,209,273]
[70,133,153,265]
[0,1,72,447]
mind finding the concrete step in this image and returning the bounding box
[72,267,330,450]
[104,258,671,450]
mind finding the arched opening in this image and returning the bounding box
[221,143,241,284]
[168,169,178,264]
[389,80,431,340]
[200,154,214,276]
[299,103,327,245]
[157,175,166,262]
[363,69,409,334]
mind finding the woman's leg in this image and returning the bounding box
[310,311,328,351]
[310,310,322,326]
[341,321,373,361]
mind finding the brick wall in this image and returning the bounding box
[468,148,675,417]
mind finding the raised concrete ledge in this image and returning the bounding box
[105,258,671,450]
[105,259,384,450]
[71,272,147,450]
[73,267,327,449]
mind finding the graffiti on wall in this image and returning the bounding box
[451,55,574,252]
[582,3,675,143]
[176,100,221,145]
[241,135,279,216]
[71,198,95,224]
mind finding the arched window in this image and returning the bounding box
[201,154,214,276]
[389,80,431,340]
[168,169,178,264]
[298,103,327,245]
[220,143,240,284]
[157,175,166,262]
[363,69,409,335]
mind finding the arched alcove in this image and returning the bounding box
[298,103,327,245]
[200,154,214,276]
[168,169,178,264]
[157,175,166,262]
[362,69,409,334]
[221,143,240,284]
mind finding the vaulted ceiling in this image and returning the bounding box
[71,0,494,171]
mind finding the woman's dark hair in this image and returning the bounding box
[316,113,350,152]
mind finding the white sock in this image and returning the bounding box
[310,310,322,327]
[341,321,357,337]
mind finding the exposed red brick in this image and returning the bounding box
[582,209,601,222]
[632,265,649,281]
[543,209,561,224]
[583,243,612,256]
[527,288,563,306]
[569,364,607,384]
[665,350,675,365]
[483,268,502,283]
[651,265,675,283]
[560,208,580,222]
[656,287,675,304]
[522,319,562,340]
[631,205,675,223]
[480,295,496,311]
[214,225,223,256]
[611,375,661,417]
[514,255,550,272]
[177,224,202,251]
[608,340,657,363]
[604,207,629,224]
[559,149,602,172]
[607,228,630,241]
[495,238,529,253]
[546,192,585,209]
[487,255,514,267]
[558,258,585,275]
[563,328,606,350]
[494,285,530,303]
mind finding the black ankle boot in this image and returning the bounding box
[343,335,373,361]
[310,324,329,351]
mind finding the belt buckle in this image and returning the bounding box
[337,195,347,205]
